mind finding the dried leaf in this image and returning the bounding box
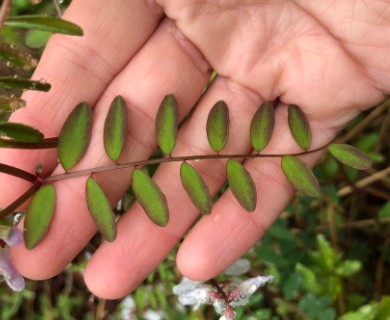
[328,144,372,170]
[226,159,257,212]
[180,162,212,214]
[250,102,275,152]
[0,95,26,112]
[5,15,83,36]
[281,156,320,197]
[58,102,92,170]
[104,95,128,161]
[288,104,312,150]
[24,184,56,250]
[156,94,179,155]
[0,77,51,91]
[0,122,43,142]
[86,177,117,242]
[132,169,169,226]
[207,101,229,152]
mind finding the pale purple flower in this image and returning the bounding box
[0,226,25,292]
[2,227,23,246]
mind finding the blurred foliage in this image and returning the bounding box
[0,0,390,319]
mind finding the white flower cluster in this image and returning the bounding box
[172,259,273,320]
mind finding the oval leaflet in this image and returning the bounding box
[132,169,169,226]
[104,95,128,161]
[58,102,92,170]
[226,159,257,212]
[86,177,117,242]
[207,101,229,152]
[180,162,212,215]
[288,104,312,150]
[250,102,275,152]
[281,156,320,197]
[24,184,56,250]
[156,94,179,155]
[328,144,372,170]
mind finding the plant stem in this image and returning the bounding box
[52,0,62,17]
[45,142,328,183]
[0,0,12,30]
[0,162,37,183]
[0,180,41,220]
[337,166,390,197]
[0,137,59,149]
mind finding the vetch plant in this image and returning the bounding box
[0,1,376,308]
[0,93,373,249]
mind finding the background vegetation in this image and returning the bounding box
[0,1,389,319]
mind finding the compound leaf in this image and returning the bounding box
[24,184,56,250]
[156,94,179,155]
[250,102,275,152]
[226,159,257,212]
[0,122,43,142]
[180,162,212,215]
[58,102,92,170]
[132,169,169,226]
[86,177,117,242]
[288,104,311,150]
[281,156,320,197]
[207,101,229,152]
[5,15,83,36]
[104,95,128,161]
[328,144,372,170]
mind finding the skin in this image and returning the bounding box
[0,0,389,299]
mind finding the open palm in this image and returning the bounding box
[2,0,389,299]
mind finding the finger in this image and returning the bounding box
[0,0,163,206]
[83,76,264,299]
[10,19,211,280]
[176,101,333,280]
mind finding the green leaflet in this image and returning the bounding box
[58,102,92,170]
[85,177,117,242]
[104,95,128,161]
[328,144,372,170]
[24,184,56,250]
[281,156,320,197]
[207,101,229,152]
[250,102,275,152]
[5,15,83,36]
[180,162,212,215]
[132,169,169,226]
[156,94,179,155]
[288,104,312,150]
[226,159,257,212]
[0,77,51,92]
[0,122,43,142]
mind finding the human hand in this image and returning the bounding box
[1,0,388,299]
